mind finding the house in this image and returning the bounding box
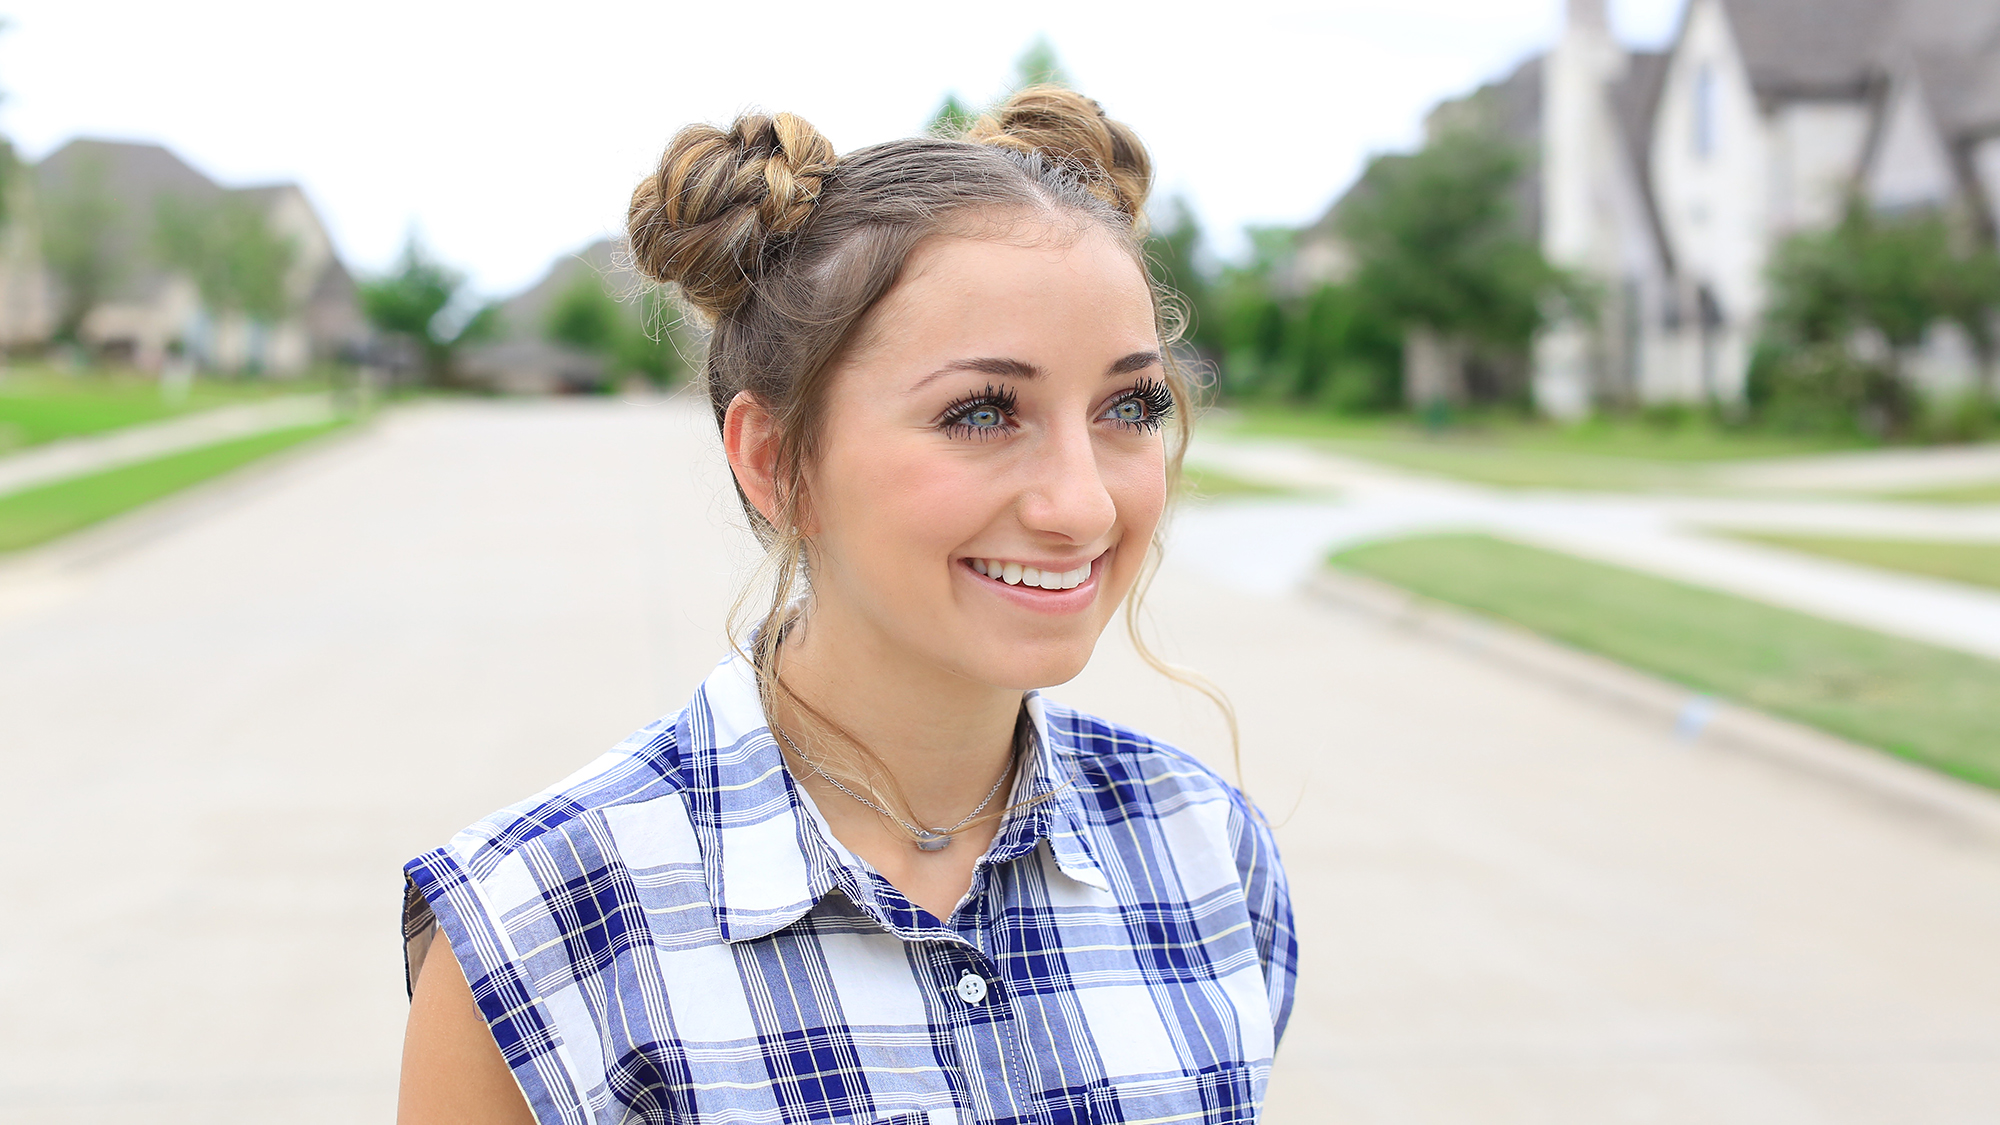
[1302,0,2000,415]
[4,138,364,374]
[458,238,667,394]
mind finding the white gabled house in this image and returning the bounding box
[1547,0,2000,414]
[1307,0,2000,415]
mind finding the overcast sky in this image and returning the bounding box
[1,0,1684,298]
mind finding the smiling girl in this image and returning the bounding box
[397,87,1296,1125]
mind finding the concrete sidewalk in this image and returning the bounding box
[1716,441,2000,493]
[0,394,337,498]
[2,399,1995,1123]
[1182,436,2000,661]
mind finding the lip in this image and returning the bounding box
[958,550,1108,615]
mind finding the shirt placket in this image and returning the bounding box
[929,880,1040,1125]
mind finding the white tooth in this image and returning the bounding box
[1002,561,1023,585]
[972,559,988,575]
[988,559,1004,579]
[1021,567,1041,587]
[1036,570,1057,589]
[1065,567,1084,588]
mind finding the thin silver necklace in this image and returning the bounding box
[772,723,1015,852]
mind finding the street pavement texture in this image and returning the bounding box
[2,399,1996,1124]
[1182,437,2000,661]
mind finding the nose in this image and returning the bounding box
[1016,415,1117,544]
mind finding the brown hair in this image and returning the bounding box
[626,86,1235,827]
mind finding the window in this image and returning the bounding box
[1695,62,1718,158]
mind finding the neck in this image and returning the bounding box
[771,604,1023,828]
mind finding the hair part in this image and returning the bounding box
[626,86,1238,830]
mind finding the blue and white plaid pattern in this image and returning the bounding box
[404,653,1297,1125]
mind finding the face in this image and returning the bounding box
[798,219,1170,692]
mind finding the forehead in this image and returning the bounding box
[848,221,1157,365]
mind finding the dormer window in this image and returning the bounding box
[1695,62,1718,158]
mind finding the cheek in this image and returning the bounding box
[1108,451,1170,541]
[816,441,999,567]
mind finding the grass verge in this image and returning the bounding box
[1181,463,1305,499]
[1223,406,1867,491]
[0,368,316,451]
[1723,533,2000,592]
[1330,532,2000,788]
[0,421,347,553]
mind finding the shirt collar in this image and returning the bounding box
[676,652,1108,944]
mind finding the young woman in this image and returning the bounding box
[398,87,1296,1125]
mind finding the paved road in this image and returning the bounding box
[3,399,1997,1124]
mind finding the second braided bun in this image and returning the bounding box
[962,86,1153,229]
[627,112,836,320]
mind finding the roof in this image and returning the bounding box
[33,138,346,307]
[1303,54,1546,246]
[35,139,222,302]
[1718,0,2000,135]
[498,238,640,341]
[1717,0,1897,100]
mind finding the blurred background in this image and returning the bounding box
[1,0,1998,1122]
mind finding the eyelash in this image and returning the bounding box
[1109,377,1176,432]
[936,384,1021,440]
[933,378,1177,439]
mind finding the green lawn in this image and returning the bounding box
[1180,463,1306,499]
[1222,405,1869,491]
[1330,532,2000,788]
[0,369,309,452]
[1725,533,2000,592]
[1888,481,2000,504]
[0,421,347,553]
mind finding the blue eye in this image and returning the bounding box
[936,383,1020,439]
[1104,378,1175,431]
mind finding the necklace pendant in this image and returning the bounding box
[914,831,953,852]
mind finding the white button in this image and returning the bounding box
[955,971,988,1006]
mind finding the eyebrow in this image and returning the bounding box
[908,350,1161,393]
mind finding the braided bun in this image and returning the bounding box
[627,112,836,319]
[963,86,1153,228]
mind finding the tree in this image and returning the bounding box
[545,273,621,353]
[358,236,496,384]
[1336,127,1587,403]
[0,138,17,235]
[155,194,299,329]
[39,156,123,344]
[1763,200,2000,431]
[1013,36,1071,89]
[926,93,978,138]
[544,272,684,386]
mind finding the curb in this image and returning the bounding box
[1305,566,2000,847]
[0,415,377,622]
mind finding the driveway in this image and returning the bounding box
[2,398,1995,1123]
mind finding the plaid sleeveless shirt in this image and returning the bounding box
[403,653,1297,1124]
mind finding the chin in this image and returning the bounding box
[968,634,1101,692]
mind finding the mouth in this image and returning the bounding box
[965,554,1098,591]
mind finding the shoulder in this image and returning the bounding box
[1041,699,1251,821]
[1037,699,1282,889]
[418,709,698,883]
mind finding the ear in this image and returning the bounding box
[722,391,786,529]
